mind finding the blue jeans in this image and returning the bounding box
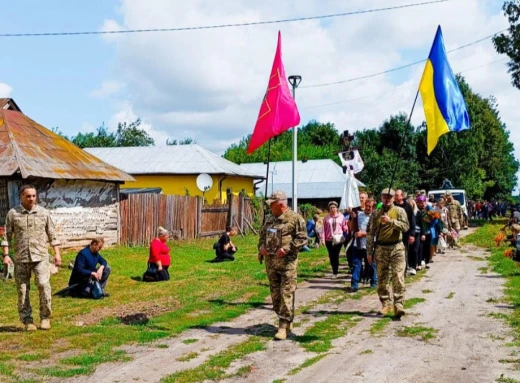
[351,247,377,289]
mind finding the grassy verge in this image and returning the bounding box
[0,235,331,381]
[465,220,520,375]
[369,317,392,336]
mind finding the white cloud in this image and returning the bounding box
[100,0,519,188]
[89,80,124,99]
[0,83,13,98]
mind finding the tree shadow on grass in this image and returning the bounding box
[301,309,378,319]
[193,323,302,340]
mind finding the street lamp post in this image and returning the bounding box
[288,75,302,212]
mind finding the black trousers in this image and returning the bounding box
[408,235,421,269]
[72,265,111,298]
[325,241,343,274]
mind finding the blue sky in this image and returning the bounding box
[1,0,518,194]
[1,1,117,132]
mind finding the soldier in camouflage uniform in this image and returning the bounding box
[2,185,61,331]
[258,191,307,340]
[445,191,464,236]
[367,188,409,318]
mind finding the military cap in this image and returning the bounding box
[420,189,427,195]
[266,190,287,205]
[381,188,395,196]
[445,191,453,197]
[328,201,339,208]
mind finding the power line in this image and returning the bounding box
[0,0,450,37]
[302,29,508,89]
[303,56,510,109]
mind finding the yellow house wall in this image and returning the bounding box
[122,174,255,201]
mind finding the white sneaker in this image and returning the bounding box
[408,268,417,276]
[421,261,426,268]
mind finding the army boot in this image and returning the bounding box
[40,319,51,330]
[394,305,406,319]
[378,304,393,316]
[274,319,289,340]
[24,322,37,331]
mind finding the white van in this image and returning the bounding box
[427,189,468,223]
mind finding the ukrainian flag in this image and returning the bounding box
[419,26,470,155]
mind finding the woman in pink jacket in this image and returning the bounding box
[321,201,349,278]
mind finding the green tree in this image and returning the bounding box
[166,137,197,145]
[493,1,520,89]
[71,119,154,148]
[223,120,342,164]
[72,124,116,148]
[115,119,154,147]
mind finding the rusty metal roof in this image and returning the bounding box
[0,100,134,182]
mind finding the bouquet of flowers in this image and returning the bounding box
[495,231,506,247]
[504,248,514,258]
[423,210,440,223]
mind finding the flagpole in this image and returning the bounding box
[262,139,272,225]
[288,75,302,212]
[386,90,420,193]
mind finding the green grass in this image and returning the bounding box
[479,267,490,274]
[0,235,332,379]
[176,352,199,362]
[496,374,520,382]
[396,325,438,341]
[369,317,392,336]
[359,349,373,355]
[465,220,520,351]
[287,354,328,376]
[161,337,266,383]
[445,292,455,299]
[421,289,434,294]
[404,297,426,309]
[294,313,358,353]
[182,339,199,345]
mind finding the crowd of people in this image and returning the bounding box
[468,200,514,220]
[2,183,519,342]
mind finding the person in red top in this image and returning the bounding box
[144,226,171,282]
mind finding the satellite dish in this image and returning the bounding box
[196,173,213,192]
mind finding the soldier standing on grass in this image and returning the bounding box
[258,191,307,340]
[367,188,409,318]
[1,185,61,331]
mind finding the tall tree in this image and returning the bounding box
[493,0,520,89]
[71,119,154,148]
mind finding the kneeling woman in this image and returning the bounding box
[144,226,171,282]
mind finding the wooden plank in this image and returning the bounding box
[199,230,226,238]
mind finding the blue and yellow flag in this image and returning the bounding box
[419,26,470,155]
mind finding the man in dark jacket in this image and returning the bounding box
[68,238,111,298]
[394,190,416,275]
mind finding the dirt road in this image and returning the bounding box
[72,230,520,383]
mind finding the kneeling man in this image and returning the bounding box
[69,238,110,298]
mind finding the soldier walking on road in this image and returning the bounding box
[2,185,61,331]
[445,191,464,239]
[258,191,307,340]
[367,188,409,318]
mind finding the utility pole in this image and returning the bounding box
[288,75,302,212]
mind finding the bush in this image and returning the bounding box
[299,203,318,220]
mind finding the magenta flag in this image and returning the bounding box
[247,31,300,154]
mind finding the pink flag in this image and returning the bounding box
[247,31,300,154]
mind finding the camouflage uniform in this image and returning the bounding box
[367,203,409,312]
[1,205,60,325]
[259,209,307,323]
[446,199,464,233]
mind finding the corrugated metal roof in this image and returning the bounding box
[0,100,134,182]
[240,159,365,199]
[85,145,261,178]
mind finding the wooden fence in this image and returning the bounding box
[119,192,257,246]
